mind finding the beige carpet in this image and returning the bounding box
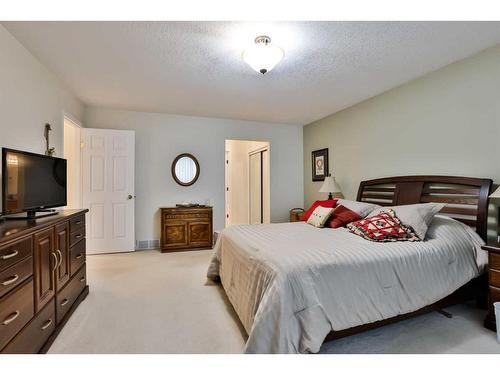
[48,250,499,354]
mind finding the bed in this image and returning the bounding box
[207,175,492,353]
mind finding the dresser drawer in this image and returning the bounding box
[56,265,86,324]
[490,286,500,303]
[69,227,85,247]
[490,253,500,271]
[489,269,500,288]
[0,257,33,298]
[1,299,55,354]
[70,239,86,276]
[69,215,85,234]
[0,237,32,273]
[163,213,210,220]
[0,280,34,350]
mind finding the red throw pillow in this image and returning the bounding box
[346,209,420,242]
[302,199,338,221]
[326,205,362,228]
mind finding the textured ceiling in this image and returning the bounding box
[3,21,500,125]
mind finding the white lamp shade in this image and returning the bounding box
[242,41,284,74]
[319,176,341,194]
[490,186,500,198]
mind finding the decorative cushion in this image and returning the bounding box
[336,199,380,218]
[302,199,338,221]
[306,206,335,228]
[368,203,444,240]
[326,205,362,228]
[347,209,420,242]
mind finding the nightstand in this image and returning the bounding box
[483,241,500,331]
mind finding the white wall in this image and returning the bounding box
[84,107,303,241]
[0,25,84,211]
[303,45,500,236]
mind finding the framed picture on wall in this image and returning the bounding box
[312,148,329,181]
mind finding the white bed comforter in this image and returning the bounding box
[207,216,486,354]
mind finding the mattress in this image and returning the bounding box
[207,216,486,354]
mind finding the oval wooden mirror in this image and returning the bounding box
[171,153,200,186]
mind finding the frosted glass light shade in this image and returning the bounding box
[242,36,284,74]
[490,186,500,199]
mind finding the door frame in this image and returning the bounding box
[224,150,231,228]
[62,113,83,209]
[248,145,270,224]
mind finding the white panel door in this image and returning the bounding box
[82,128,135,254]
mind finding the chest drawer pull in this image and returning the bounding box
[51,252,58,271]
[56,249,63,268]
[76,253,83,259]
[75,221,82,225]
[2,311,20,325]
[1,250,19,260]
[60,298,69,307]
[79,276,86,283]
[41,319,53,331]
[76,234,82,239]
[1,274,19,286]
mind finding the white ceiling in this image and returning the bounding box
[3,21,500,125]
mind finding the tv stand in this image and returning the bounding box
[5,209,58,220]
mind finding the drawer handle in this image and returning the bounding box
[75,221,82,225]
[51,252,58,271]
[80,276,86,283]
[56,250,63,268]
[41,319,53,331]
[1,250,19,260]
[75,234,82,239]
[60,298,69,307]
[76,253,83,259]
[1,274,19,286]
[2,311,20,325]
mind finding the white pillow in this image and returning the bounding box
[368,203,445,240]
[336,199,380,218]
[307,206,334,228]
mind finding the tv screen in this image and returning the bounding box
[2,148,67,215]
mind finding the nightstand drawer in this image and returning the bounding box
[489,269,500,288]
[490,253,500,271]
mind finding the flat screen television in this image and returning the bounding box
[2,148,67,218]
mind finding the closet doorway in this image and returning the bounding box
[225,140,270,227]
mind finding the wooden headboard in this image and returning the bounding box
[356,175,492,241]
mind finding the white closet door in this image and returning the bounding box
[81,128,135,254]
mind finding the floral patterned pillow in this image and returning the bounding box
[306,206,335,228]
[347,209,420,242]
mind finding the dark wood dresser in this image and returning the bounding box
[160,206,213,252]
[483,241,500,331]
[0,209,89,354]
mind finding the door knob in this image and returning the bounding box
[128,195,135,200]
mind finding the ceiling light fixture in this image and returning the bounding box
[242,35,284,75]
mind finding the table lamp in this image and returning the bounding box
[319,175,341,200]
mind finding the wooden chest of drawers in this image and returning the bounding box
[160,207,213,252]
[0,209,89,354]
[483,242,500,331]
